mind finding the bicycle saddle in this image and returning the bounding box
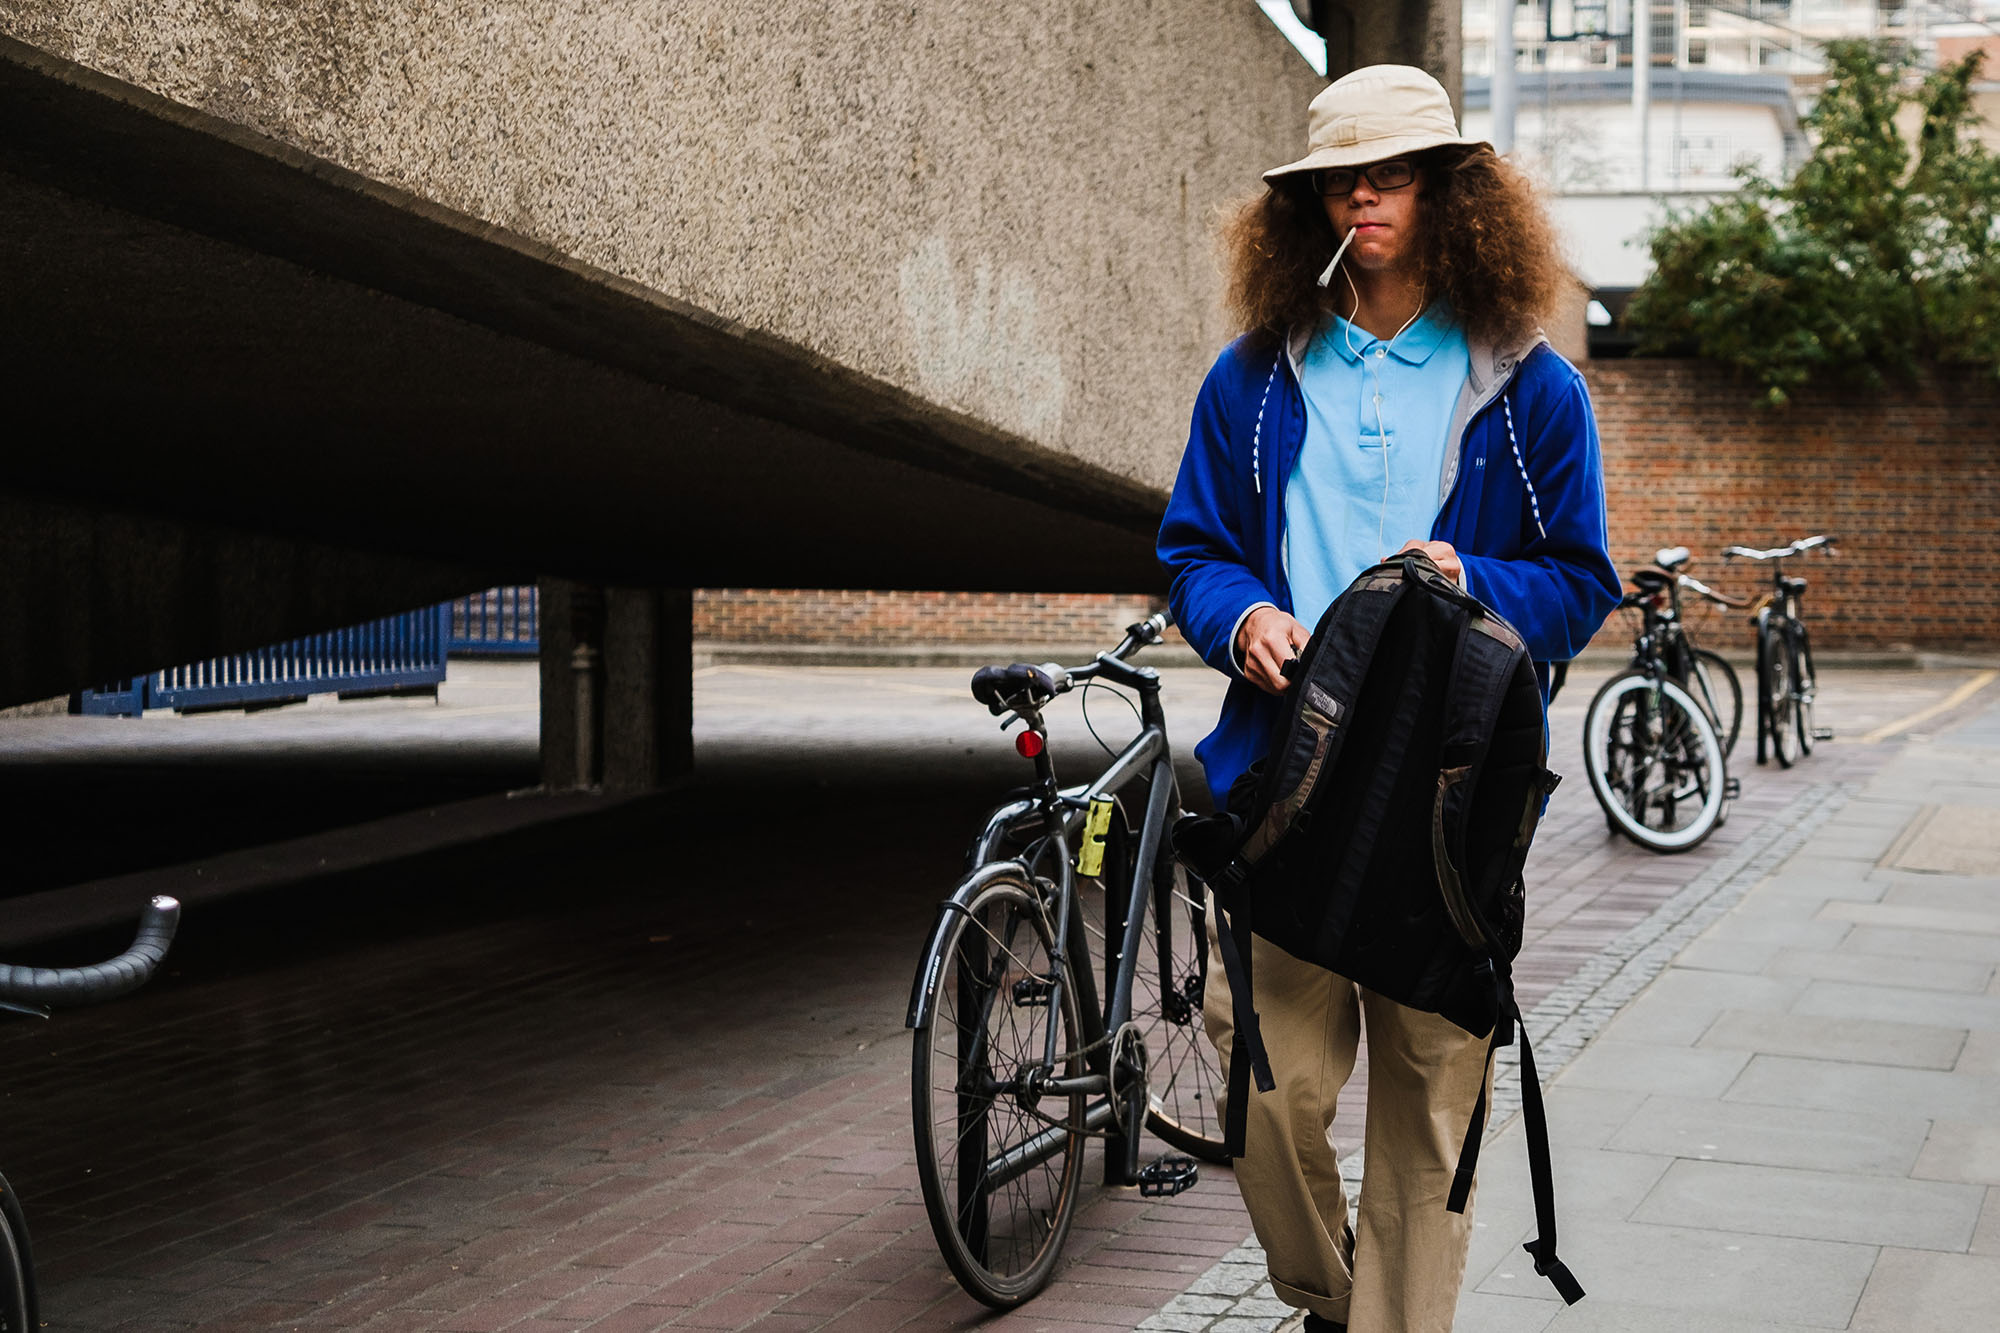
[1630,568,1673,593]
[1655,546,1692,571]
[971,663,1060,715]
[1781,575,1809,594]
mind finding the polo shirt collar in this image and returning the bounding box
[1324,302,1456,366]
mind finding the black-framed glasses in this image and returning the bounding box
[1315,160,1416,196]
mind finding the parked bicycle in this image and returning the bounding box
[0,896,181,1332]
[905,613,1225,1307]
[1582,547,1743,852]
[1723,535,1837,767]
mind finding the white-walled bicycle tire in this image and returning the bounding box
[1583,671,1730,853]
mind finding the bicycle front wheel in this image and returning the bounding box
[1583,671,1730,853]
[1690,647,1742,760]
[1791,626,1819,756]
[1761,619,1799,767]
[0,1173,36,1333]
[912,873,1086,1308]
[1134,852,1227,1163]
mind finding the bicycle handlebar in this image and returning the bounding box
[0,896,180,1008]
[1678,574,1749,609]
[1722,534,1838,562]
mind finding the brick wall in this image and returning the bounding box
[1586,360,2000,651]
[689,361,2000,653]
[693,588,1169,647]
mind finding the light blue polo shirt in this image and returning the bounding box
[1284,304,1472,631]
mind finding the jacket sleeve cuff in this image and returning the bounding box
[1227,601,1278,676]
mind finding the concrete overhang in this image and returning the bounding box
[1,38,1157,592]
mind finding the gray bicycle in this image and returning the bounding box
[905,612,1227,1307]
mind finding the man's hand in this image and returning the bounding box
[1237,606,1310,695]
[1397,539,1462,584]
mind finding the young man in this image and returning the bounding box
[1157,65,1621,1332]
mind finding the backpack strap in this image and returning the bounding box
[1209,879,1274,1158]
[1444,979,1584,1305]
[1430,613,1519,957]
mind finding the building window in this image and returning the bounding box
[1688,38,1708,63]
[1688,1,1709,25]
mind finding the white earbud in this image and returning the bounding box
[1317,226,1357,288]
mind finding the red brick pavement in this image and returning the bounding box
[0,671,1903,1331]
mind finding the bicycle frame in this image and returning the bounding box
[905,654,1181,1188]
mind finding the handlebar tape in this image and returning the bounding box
[0,896,180,1006]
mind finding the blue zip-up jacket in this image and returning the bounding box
[1159,328,1622,809]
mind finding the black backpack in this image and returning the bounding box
[1172,551,1583,1306]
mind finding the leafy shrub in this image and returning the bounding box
[1623,41,2000,407]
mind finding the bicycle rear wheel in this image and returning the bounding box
[912,873,1086,1308]
[1583,671,1729,852]
[0,1173,36,1333]
[1690,647,1742,760]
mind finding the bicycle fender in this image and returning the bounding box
[905,859,1037,1031]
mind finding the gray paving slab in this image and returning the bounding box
[1471,1220,1875,1328]
[1671,937,1785,974]
[1595,999,1722,1046]
[1544,1305,1834,1332]
[1878,875,2000,911]
[1696,1008,1966,1069]
[1477,1145,1675,1223]
[1953,1030,2000,1076]
[1625,968,1806,1013]
[1699,915,1852,950]
[1767,945,1995,993]
[1974,1188,2000,1255]
[1790,978,2000,1031]
[1724,1053,2000,1119]
[1839,922,2000,963]
[1536,1085,1650,1150]
[1818,899,2000,935]
[1452,1289,1561,1332]
[1848,1248,2000,1332]
[1555,1040,1753,1098]
[1631,1158,1983,1250]
[1605,1095,1930,1177]
[1912,1119,2000,1185]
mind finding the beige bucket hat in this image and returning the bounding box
[1263,64,1482,182]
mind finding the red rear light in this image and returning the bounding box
[1016,729,1045,758]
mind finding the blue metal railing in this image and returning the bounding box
[448,586,540,656]
[79,605,451,717]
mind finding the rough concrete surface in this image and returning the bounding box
[0,1,1321,491]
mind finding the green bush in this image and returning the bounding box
[1623,41,2000,407]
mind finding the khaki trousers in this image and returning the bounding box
[1204,927,1494,1333]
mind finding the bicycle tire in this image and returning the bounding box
[1133,847,1227,1163]
[1582,670,1729,853]
[1791,626,1818,757]
[912,872,1086,1308]
[1690,647,1742,760]
[0,1173,36,1333]
[1761,618,1799,768]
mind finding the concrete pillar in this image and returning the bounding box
[538,578,603,791]
[602,586,694,792]
[1313,0,1462,114]
[540,579,692,792]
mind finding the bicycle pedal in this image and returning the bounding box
[1137,1153,1199,1198]
[1724,777,1741,799]
[1812,728,1834,741]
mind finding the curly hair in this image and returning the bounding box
[1218,144,1571,351]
